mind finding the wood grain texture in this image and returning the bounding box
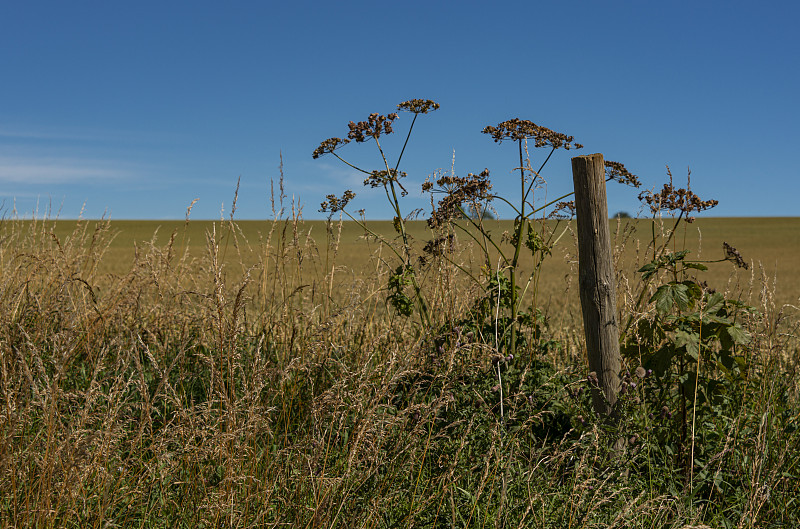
[571,153,621,419]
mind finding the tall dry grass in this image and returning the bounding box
[0,189,798,527]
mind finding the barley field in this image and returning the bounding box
[0,214,798,527]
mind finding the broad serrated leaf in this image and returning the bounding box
[704,292,726,314]
[702,313,732,325]
[672,283,691,312]
[724,324,751,346]
[675,329,700,360]
[651,284,675,315]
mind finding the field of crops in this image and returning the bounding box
[45,216,800,309]
[1,214,798,527]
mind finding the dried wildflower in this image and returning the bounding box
[428,169,493,228]
[638,168,718,221]
[347,112,398,142]
[421,179,433,192]
[635,366,647,379]
[548,200,576,219]
[319,190,356,213]
[422,233,454,258]
[397,99,440,114]
[312,137,350,159]
[364,169,406,188]
[723,241,749,269]
[699,280,716,294]
[604,160,641,188]
[482,118,583,149]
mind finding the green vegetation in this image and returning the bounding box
[0,100,798,527]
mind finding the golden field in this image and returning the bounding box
[34,216,800,313]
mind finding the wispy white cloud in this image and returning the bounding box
[0,156,134,184]
[0,125,185,145]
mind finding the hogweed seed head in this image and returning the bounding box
[548,200,576,220]
[320,190,356,213]
[428,169,492,228]
[347,112,398,142]
[604,160,641,188]
[723,241,749,269]
[312,137,350,159]
[364,169,407,189]
[422,233,455,258]
[638,167,718,220]
[482,118,582,149]
[397,99,440,114]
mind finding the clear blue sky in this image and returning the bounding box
[1,1,798,220]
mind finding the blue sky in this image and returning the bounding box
[1,1,798,220]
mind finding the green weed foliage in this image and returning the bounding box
[0,101,797,527]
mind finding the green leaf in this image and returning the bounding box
[702,313,732,325]
[638,262,658,280]
[673,283,691,312]
[719,349,736,371]
[681,280,703,306]
[667,249,690,264]
[704,291,726,313]
[674,329,700,361]
[683,262,709,271]
[651,284,675,315]
[651,282,693,315]
[723,323,751,347]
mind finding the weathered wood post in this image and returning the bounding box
[571,153,621,420]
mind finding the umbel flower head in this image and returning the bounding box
[347,112,398,142]
[397,99,440,114]
[638,167,718,222]
[364,169,407,189]
[548,200,576,220]
[604,160,641,188]
[319,190,356,214]
[312,137,350,159]
[482,118,583,150]
[428,169,493,228]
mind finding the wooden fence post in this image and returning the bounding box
[571,153,621,420]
